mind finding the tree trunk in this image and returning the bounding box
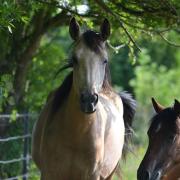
[0,9,69,136]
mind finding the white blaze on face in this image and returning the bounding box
[73,39,108,95]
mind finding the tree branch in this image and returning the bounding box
[36,0,98,18]
[13,11,46,107]
[110,0,144,17]
[158,32,180,47]
[42,10,70,32]
[94,0,141,51]
[12,9,70,109]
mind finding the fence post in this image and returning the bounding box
[22,114,29,180]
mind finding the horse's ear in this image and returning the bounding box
[152,97,165,113]
[100,18,111,41]
[174,99,180,115]
[69,17,80,41]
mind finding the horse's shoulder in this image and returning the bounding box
[32,89,58,168]
[100,92,123,112]
[100,92,124,179]
[112,92,123,111]
[32,89,57,143]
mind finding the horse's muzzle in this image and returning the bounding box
[137,167,162,180]
[80,92,98,113]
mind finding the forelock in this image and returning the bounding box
[82,30,104,53]
[150,108,178,134]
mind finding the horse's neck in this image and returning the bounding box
[163,144,180,180]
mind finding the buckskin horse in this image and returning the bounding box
[32,18,136,180]
[137,98,180,180]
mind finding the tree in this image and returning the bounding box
[130,46,180,145]
[0,0,179,135]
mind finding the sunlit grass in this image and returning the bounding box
[113,146,147,180]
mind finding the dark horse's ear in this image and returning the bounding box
[174,99,180,116]
[152,97,165,113]
[100,19,111,41]
[69,17,80,41]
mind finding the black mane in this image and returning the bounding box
[52,72,73,113]
[151,108,177,124]
[82,30,103,53]
[149,107,178,135]
[120,92,136,158]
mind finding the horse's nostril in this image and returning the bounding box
[154,170,161,179]
[144,170,150,179]
[137,169,150,180]
[80,93,86,103]
[91,93,98,103]
[80,93,98,104]
[80,92,98,113]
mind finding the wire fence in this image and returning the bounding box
[0,114,40,180]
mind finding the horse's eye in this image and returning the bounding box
[103,59,108,64]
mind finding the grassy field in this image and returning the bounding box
[113,146,147,180]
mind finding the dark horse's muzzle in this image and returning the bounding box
[80,91,98,113]
[137,165,162,180]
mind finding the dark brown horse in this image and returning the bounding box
[32,18,136,180]
[137,98,180,180]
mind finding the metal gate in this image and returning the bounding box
[0,114,40,180]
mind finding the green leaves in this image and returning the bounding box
[0,1,40,33]
[21,16,29,24]
[10,109,17,122]
[7,25,12,33]
[25,27,71,111]
[131,48,180,106]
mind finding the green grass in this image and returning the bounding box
[113,146,147,180]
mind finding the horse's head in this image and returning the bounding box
[69,18,110,113]
[137,98,180,180]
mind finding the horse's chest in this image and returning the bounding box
[41,120,104,179]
